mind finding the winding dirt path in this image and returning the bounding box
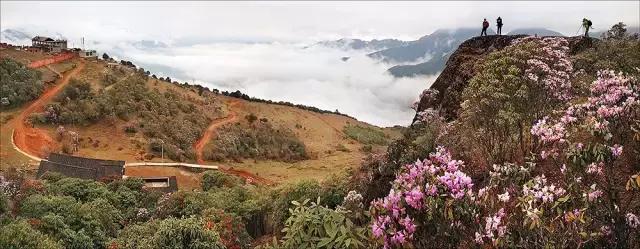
[12,60,85,159]
[194,99,242,164]
[193,99,273,185]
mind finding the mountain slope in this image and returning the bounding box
[369,28,495,77]
[0,29,32,45]
[0,49,400,185]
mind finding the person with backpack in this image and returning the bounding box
[496,17,503,35]
[582,18,593,37]
[481,18,489,36]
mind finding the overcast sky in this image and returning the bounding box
[2,1,638,43]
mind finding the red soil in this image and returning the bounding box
[193,99,273,185]
[12,61,85,159]
[194,99,242,164]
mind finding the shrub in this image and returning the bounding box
[245,113,258,124]
[102,73,118,86]
[0,58,44,109]
[150,217,226,249]
[458,36,574,166]
[204,122,307,162]
[111,217,225,249]
[336,144,350,152]
[203,208,253,249]
[202,171,242,191]
[343,125,388,145]
[0,219,63,249]
[265,198,368,249]
[361,144,373,153]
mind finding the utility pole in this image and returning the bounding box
[160,139,165,163]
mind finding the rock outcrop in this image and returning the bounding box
[413,35,595,122]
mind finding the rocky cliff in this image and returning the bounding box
[413,35,595,122]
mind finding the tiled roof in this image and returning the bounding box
[37,153,125,181]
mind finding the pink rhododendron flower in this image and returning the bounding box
[626,213,640,228]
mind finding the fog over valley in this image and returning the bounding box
[108,42,433,126]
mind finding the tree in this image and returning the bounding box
[603,22,628,40]
[152,217,225,249]
[202,171,240,191]
[0,58,44,108]
[102,53,110,60]
[0,220,63,249]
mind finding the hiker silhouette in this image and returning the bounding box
[481,18,489,36]
[582,18,593,37]
[496,17,503,35]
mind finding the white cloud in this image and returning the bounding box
[113,42,433,126]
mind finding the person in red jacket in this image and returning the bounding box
[481,18,490,36]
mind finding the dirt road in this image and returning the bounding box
[193,99,273,185]
[12,60,85,159]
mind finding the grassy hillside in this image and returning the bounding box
[0,49,400,185]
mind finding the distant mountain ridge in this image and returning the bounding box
[0,29,32,45]
[371,28,498,77]
[311,38,409,51]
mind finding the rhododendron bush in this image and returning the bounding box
[459,36,575,165]
[371,147,479,248]
[369,35,640,248]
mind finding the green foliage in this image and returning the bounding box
[18,194,123,248]
[267,179,349,234]
[108,221,157,249]
[154,187,263,221]
[0,192,7,216]
[150,217,226,249]
[202,208,253,249]
[46,177,114,203]
[0,219,63,249]
[574,31,640,78]
[343,125,388,145]
[458,38,569,165]
[41,76,210,161]
[111,217,225,249]
[204,122,307,162]
[267,198,368,249]
[202,171,242,191]
[0,58,44,108]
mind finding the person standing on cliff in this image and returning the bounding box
[496,17,503,35]
[582,18,593,37]
[481,18,489,36]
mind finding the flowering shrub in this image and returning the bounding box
[370,147,478,248]
[459,36,575,165]
[370,50,639,248]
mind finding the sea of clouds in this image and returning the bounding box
[98,41,437,127]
